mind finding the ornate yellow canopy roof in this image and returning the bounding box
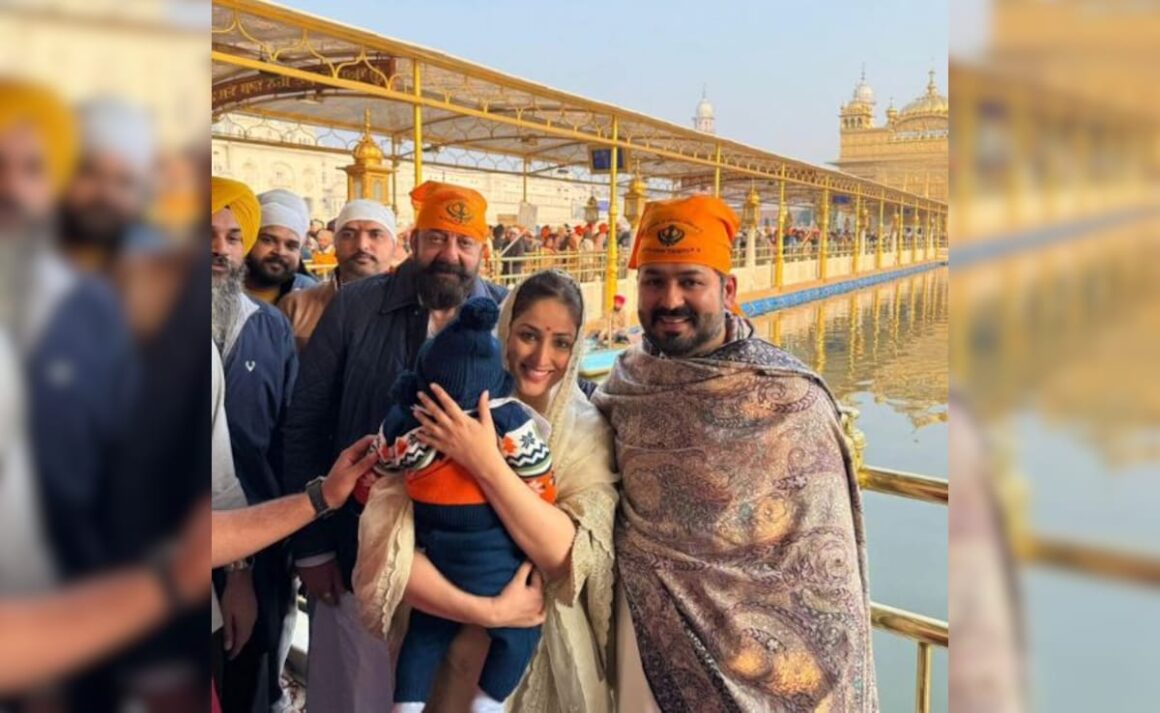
[211,0,945,212]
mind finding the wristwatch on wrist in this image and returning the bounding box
[305,476,334,519]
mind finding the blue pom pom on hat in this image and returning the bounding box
[413,296,513,410]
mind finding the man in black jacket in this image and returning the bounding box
[282,181,507,713]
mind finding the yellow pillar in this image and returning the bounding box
[910,204,919,263]
[412,63,423,186]
[894,206,902,265]
[603,118,620,312]
[924,210,932,260]
[876,197,885,270]
[713,144,722,197]
[775,168,787,288]
[853,191,863,274]
[819,183,830,281]
[390,135,399,214]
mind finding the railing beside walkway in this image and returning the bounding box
[841,407,1160,713]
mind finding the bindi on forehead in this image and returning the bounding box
[518,320,568,334]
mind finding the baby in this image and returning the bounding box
[367,297,555,712]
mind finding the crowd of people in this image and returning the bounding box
[205,163,879,712]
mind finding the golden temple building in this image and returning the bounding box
[832,70,948,203]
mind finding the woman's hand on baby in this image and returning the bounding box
[487,561,546,628]
[413,385,506,482]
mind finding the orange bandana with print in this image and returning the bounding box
[628,195,740,275]
[410,180,489,242]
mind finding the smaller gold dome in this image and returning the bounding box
[900,70,948,117]
[352,109,384,164]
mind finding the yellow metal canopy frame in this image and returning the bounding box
[210,0,947,210]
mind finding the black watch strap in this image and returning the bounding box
[306,476,332,519]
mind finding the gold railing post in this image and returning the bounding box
[412,62,423,186]
[713,144,722,197]
[853,191,863,274]
[911,203,919,264]
[876,197,885,270]
[603,117,620,313]
[895,205,903,265]
[775,167,787,288]
[924,209,932,260]
[915,642,933,713]
[819,182,830,280]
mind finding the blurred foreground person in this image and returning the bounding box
[0,78,137,582]
[58,97,154,276]
[0,352,375,699]
[948,396,1028,713]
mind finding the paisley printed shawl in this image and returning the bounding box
[593,315,877,712]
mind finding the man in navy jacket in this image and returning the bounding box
[211,177,298,713]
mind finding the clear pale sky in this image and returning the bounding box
[285,0,948,166]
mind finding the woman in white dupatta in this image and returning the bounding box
[355,269,619,712]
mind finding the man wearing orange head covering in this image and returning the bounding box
[282,180,507,713]
[595,195,878,712]
[209,176,300,713]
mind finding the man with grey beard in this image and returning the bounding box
[210,177,298,713]
[1,78,139,712]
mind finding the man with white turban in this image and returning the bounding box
[59,97,155,274]
[279,198,396,351]
[244,188,316,306]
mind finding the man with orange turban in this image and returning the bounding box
[282,180,507,713]
[595,195,878,712]
[210,176,300,713]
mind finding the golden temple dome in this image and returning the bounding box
[900,70,948,117]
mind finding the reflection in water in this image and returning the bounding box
[752,267,949,431]
[955,226,1160,470]
[952,225,1160,713]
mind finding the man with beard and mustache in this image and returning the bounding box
[278,198,396,351]
[593,196,878,712]
[282,181,506,713]
[58,98,154,275]
[244,189,316,306]
[210,177,299,713]
[0,79,140,711]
